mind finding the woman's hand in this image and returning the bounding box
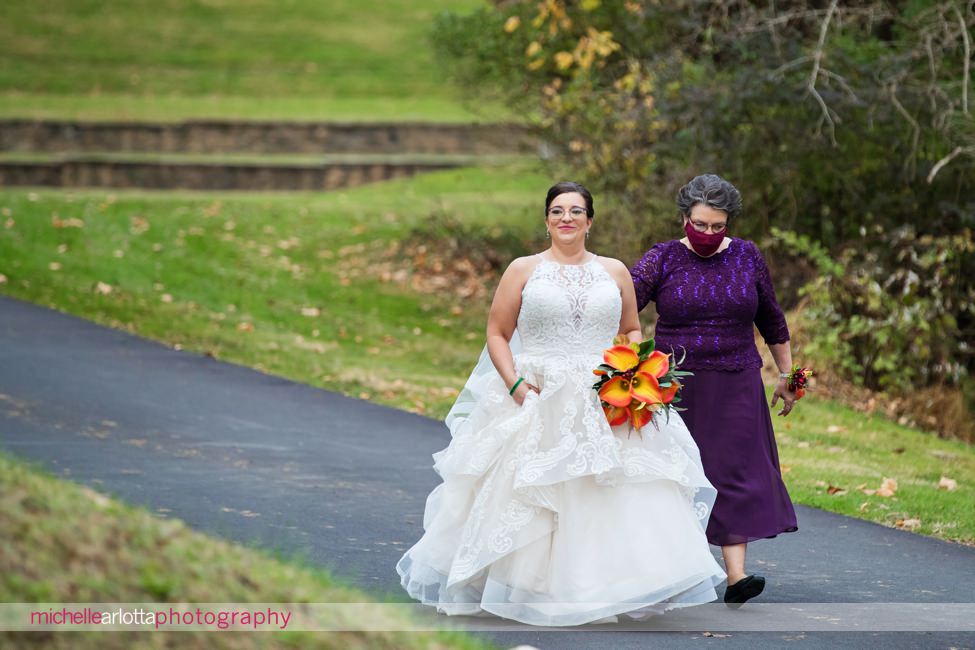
[511,380,541,406]
[770,377,796,416]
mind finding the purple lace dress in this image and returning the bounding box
[631,238,798,546]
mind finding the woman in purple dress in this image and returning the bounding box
[630,173,799,606]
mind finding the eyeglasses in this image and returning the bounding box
[547,207,589,218]
[688,220,727,234]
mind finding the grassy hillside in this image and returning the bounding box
[0,0,503,121]
[0,450,491,649]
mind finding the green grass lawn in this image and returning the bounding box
[0,164,546,415]
[0,0,506,122]
[773,389,975,544]
[0,450,491,649]
[1,169,973,548]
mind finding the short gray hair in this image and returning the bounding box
[676,174,742,222]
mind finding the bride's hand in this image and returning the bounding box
[512,381,541,406]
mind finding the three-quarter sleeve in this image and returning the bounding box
[751,242,791,345]
[630,244,664,312]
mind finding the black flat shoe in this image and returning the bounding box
[723,575,765,608]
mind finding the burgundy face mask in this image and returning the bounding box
[684,221,725,257]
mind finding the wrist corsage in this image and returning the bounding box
[782,365,813,400]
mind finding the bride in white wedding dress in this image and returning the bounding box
[397,182,725,626]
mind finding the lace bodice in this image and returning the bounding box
[517,256,621,356]
[630,239,790,370]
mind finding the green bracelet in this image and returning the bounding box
[508,377,525,396]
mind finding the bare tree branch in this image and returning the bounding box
[953,4,970,114]
[822,69,861,103]
[889,82,921,178]
[927,145,975,183]
[806,0,841,145]
[769,55,812,78]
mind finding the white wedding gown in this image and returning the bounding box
[396,255,725,626]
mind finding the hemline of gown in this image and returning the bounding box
[396,350,727,627]
[676,366,799,547]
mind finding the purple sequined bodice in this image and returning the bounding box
[630,239,790,370]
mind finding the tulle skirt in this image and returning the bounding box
[396,351,726,626]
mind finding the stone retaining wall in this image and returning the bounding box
[0,159,462,191]
[0,120,536,155]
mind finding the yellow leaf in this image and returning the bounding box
[504,15,521,32]
[581,0,601,10]
[526,41,542,57]
[554,51,574,70]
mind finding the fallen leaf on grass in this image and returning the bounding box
[938,476,958,491]
[52,215,84,229]
[129,215,150,234]
[0,274,7,285]
[94,281,113,295]
[827,485,847,496]
[300,306,320,317]
[860,477,897,497]
[203,201,222,218]
[237,322,253,332]
[826,425,847,433]
[877,477,898,497]
[895,518,921,531]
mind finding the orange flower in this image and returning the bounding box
[628,401,656,429]
[603,404,629,426]
[598,375,633,407]
[598,349,673,408]
[603,344,640,372]
[658,381,680,404]
[637,350,669,379]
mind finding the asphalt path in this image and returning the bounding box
[1,295,973,649]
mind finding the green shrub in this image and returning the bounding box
[773,226,975,392]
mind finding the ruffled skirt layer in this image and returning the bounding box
[396,352,725,626]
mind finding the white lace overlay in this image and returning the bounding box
[397,257,725,626]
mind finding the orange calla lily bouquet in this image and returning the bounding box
[592,335,692,433]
